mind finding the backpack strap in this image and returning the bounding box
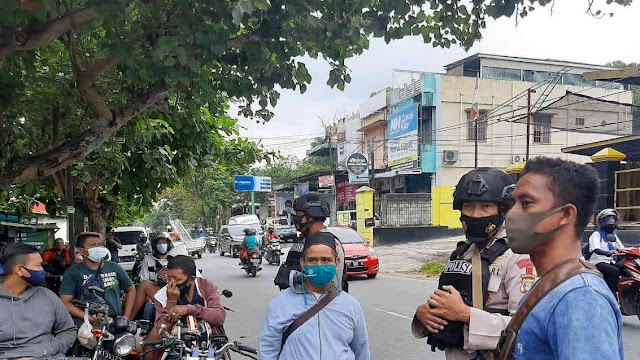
[451,241,471,260]
[280,287,339,351]
[491,258,602,360]
[482,238,509,264]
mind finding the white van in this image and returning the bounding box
[228,214,261,226]
[113,226,149,272]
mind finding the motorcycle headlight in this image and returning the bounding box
[113,333,136,356]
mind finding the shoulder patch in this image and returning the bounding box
[516,258,534,269]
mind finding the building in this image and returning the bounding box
[356,53,635,231]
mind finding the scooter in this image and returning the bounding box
[206,237,217,253]
[264,239,281,266]
[615,247,640,320]
[243,251,262,277]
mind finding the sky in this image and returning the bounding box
[234,1,640,160]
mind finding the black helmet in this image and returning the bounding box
[453,167,515,212]
[293,193,330,219]
[243,228,256,236]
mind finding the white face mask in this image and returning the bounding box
[156,244,169,254]
[87,247,110,263]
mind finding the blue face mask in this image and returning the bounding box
[303,264,337,288]
[21,266,47,287]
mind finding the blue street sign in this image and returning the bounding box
[234,176,272,192]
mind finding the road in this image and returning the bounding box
[194,250,640,360]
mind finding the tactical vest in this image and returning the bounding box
[426,238,509,352]
[147,257,169,287]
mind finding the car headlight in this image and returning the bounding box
[369,247,376,256]
[113,333,136,356]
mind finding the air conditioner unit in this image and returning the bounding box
[511,155,525,164]
[443,150,460,164]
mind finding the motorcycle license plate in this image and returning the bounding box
[95,348,125,360]
[251,259,260,265]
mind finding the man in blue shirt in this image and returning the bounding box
[504,157,624,360]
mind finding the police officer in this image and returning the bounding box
[412,167,537,360]
[273,193,348,292]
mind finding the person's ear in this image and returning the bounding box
[559,204,577,227]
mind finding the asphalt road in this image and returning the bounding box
[194,251,640,360]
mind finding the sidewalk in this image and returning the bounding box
[375,235,466,277]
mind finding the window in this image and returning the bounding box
[466,111,488,142]
[533,115,552,144]
[481,66,521,81]
[421,107,433,144]
[523,70,554,83]
[575,117,585,126]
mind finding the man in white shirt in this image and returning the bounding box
[588,208,625,295]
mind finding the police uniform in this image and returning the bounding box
[412,230,537,360]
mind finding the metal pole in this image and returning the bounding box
[66,167,75,262]
[526,89,534,161]
[251,191,256,215]
[474,120,479,168]
[328,127,337,226]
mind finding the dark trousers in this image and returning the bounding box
[596,262,621,294]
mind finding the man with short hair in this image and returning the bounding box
[59,232,136,326]
[259,232,370,360]
[498,157,623,359]
[0,243,76,357]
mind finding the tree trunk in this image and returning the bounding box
[85,198,116,234]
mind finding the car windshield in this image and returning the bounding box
[114,231,144,245]
[228,226,247,236]
[328,228,365,244]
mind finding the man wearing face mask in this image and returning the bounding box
[274,193,348,292]
[494,157,623,359]
[144,255,225,360]
[0,243,76,358]
[259,232,370,360]
[412,167,537,360]
[130,235,188,320]
[587,209,625,296]
[59,232,136,327]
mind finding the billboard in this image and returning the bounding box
[336,179,357,204]
[234,176,272,192]
[387,104,419,170]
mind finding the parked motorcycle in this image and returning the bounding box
[68,286,151,359]
[263,239,281,266]
[614,247,640,320]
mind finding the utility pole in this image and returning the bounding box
[526,89,537,161]
[327,124,337,226]
[65,167,75,262]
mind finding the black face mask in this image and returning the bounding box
[603,224,617,234]
[292,214,312,234]
[177,280,192,297]
[460,214,503,243]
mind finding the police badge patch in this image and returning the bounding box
[520,267,536,293]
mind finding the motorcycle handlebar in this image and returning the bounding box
[236,344,258,354]
[142,339,165,347]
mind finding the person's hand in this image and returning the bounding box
[416,303,448,333]
[168,305,189,323]
[167,278,180,302]
[157,271,168,281]
[428,286,471,323]
[609,250,617,257]
[89,314,105,325]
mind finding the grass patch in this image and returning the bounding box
[417,262,445,277]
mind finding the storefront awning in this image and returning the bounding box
[374,170,398,179]
[561,135,640,161]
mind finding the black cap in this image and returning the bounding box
[303,232,336,252]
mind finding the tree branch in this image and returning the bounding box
[0,83,169,185]
[227,34,261,47]
[0,7,97,63]
[76,55,123,120]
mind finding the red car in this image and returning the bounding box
[328,226,379,279]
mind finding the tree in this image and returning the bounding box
[2,0,629,185]
[605,61,640,105]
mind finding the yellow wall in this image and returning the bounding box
[432,185,462,229]
[356,188,374,245]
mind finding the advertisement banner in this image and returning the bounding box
[318,175,335,188]
[275,193,294,217]
[336,180,357,204]
[387,104,419,170]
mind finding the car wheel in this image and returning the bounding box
[197,252,202,259]
[367,274,377,279]
[219,247,225,256]
[231,246,238,258]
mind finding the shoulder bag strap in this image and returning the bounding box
[281,288,339,350]
[492,258,601,360]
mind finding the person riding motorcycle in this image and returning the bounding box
[239,228,261,268]
[274,193,348,292]
[587,208,625,295]
[413,167,537,359]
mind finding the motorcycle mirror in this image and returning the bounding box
[222,289,233,298]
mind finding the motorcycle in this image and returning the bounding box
[614,247,640,320]
[143,290,257,360]
[243,250,262,277]
[263,239,281,266]
[206,236,217,253]
[68,286,152,359]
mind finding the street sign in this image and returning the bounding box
[346,153,368,176]
[234,176,272,192]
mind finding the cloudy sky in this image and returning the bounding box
[235,1,640,159]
